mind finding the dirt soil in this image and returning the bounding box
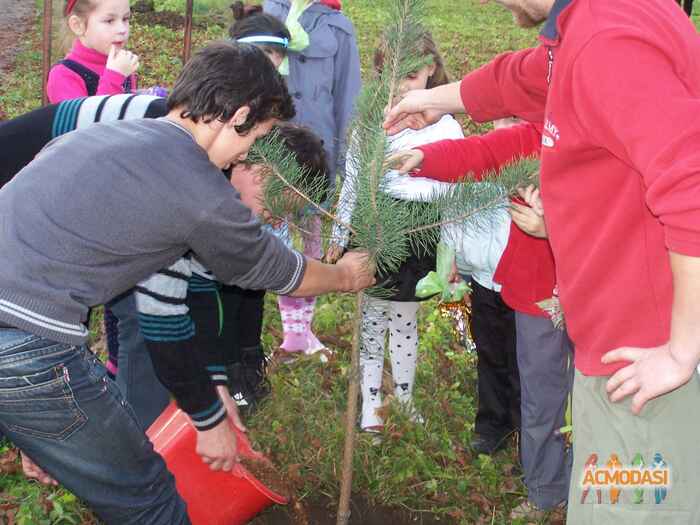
[0,0,35,119]
[132,10,225,30]
[251,495,451,525]
[0,0,35,81]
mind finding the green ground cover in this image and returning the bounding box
[0,2,697,524]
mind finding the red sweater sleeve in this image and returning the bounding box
[47,64,135,102]
[460,45,550,124]
[415,122,542,182]
[96,68,130,96]
[571,32,700,256]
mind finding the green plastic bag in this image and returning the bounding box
[278,0,311,75]
[415,242,470,302]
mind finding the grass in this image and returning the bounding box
[247,293,527,524]
[1,1,699,524]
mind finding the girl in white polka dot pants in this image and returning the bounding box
[359,297,422,431]
[327,30,465,431]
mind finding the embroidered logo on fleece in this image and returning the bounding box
[542,117,560,148]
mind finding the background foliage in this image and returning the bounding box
[0,1,698,524]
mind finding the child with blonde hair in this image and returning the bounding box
[48,0,139,102]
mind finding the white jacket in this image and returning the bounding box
[331,115,463,245]
[441,199,511,292]
[332,114,511,292]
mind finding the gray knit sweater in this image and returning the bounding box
[0,117,305,344]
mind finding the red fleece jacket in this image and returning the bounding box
[459,0,700,376]
[416,122,555,317]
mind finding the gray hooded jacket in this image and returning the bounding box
[263,0,361,191]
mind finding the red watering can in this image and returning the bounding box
[147,401,288,525]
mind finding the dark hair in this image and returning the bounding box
[166,41,295,133]
[276,123,329,202]
[228,1,290,58]
[373,30,449,89]
[230,0,261,18]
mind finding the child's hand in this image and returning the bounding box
[324,243,344,264]
[385,149,424,174]
[106,45,140,77]
[510,202,547,238]
[517,185,544,216]
[196,419,240,472]
[21,452,58,486]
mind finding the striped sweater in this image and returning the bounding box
[1,94,166,189]
[136,254,232,430]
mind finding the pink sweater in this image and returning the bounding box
[47,40,137,103]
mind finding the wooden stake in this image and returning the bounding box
[41,0,53,105]
[336,291,364,525]
[182,0,193,65]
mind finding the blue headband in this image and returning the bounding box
[237,35,289,48]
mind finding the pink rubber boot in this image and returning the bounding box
[278,295,309,352]
[300,216,325,355]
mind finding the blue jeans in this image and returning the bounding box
[0,329,190,525]
[108,292,170,430]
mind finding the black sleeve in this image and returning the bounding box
[144,97,168,119]
[145,336,226,431]
[187,286,231,386]
[0,104,58,189]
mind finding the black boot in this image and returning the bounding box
[228,344,271,414]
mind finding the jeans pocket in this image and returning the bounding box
[0,366,87,441]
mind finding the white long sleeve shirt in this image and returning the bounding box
[331,115,464,245]
[331,114,511,292]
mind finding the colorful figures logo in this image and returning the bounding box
[606,454,622,504]
[653,453,668,505]
[581,452,670,505]
[580,453,601,504]
[631,453,644,504]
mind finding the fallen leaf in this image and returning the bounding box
[468,492,493,514]
[0,449,20,476]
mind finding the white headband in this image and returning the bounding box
[237,35,289,48]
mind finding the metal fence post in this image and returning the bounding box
[41,0,53,105]
[182,0,193,65]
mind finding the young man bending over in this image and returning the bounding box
[0,41,373,525]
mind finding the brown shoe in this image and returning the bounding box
[509,500,566,522]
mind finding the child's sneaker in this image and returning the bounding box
[227,363,255,411]
[279,332,308,352]
[231,387,254,409]
[509,500,566,522]
[227,345,271,414]
[360,405,384,433]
